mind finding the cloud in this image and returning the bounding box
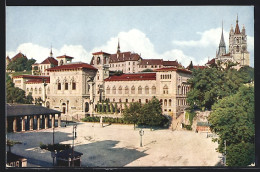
[172,28,229,48]
[9,28,241,68]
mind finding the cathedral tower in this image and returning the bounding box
[229,15,250,66]
[217,21,226,58]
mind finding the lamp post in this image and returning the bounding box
[139,129,144,147]
[51,127,56,166]
[72,124,77,167]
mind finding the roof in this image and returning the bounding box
[56,149,83,159]
[12,75,50,79]
[11,52,27,61]
[109,52,141,63]
[139,59,163,65]
[193,66,207,70]
[235,19,240,34]
[162,60,180,66]
[206,58,216,65]
[154,67,192,74]
[46,63,97,71]
[26,78,50,84]
[7,152,27,163]
[104,73,156,82]
[56,55,74,59]
[6,104,61,117]
[92,51,111,55]
[40,57,58,65]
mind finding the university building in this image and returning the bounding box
[10,44,191,120]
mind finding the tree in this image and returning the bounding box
[110,102,114,113]
[208,86,254,166]
[7,56,36,72]
[6,74,32,104]
[123,102,142,129]
[187,67,253,110]
[140,97,168,126]
[7,139,22,152]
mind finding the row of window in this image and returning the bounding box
[110,62,136,68]
[161,74,172,80]
[107,98,187,106]
[106,85,156,95]
[57,82,76,90]
[26,87,50,94]
[177,85,190,95]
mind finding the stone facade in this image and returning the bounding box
[216,16,250,67]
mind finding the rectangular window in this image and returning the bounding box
[132,99,134,102]
[126,99,128,103]
[65,83,68,90]
[146,99,148,103]
[58,83,61,90]
[72,82,76,90]
[139,99,141,103]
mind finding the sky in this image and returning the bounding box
[6,6,254,67]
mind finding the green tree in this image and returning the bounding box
[101,102,105,113]
[115,102,118,114]
[7,56,36,72]
[208,86,254,166]
[187,67,253,110]
[140,97,167,126]
[123,102,142,129]
[6,74,32,104]
[110,102,114,113]
[106,102,110,113]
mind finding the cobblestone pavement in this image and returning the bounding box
[6,122,222,167]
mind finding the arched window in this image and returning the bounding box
[106,86,110,94]
[30,88,33,92]
[164,99,167,106]
[152,86,156,94]
[39,88,42,94]
[97,57,101,64]
[27,88,29,92]
[138,86,142,94]
[163,85,168,94]
[131,86,135,94]
[118,86,122,94]
[35,88,37,94]
[169,99,172,106]
[145,86,149,94]
[125,86,129,94]
[112,86,116,94]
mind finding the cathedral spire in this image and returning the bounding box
[235,14,240,34]
[117,38,120,54]
[219,20,226,47]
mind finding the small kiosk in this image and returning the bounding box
[56,149,83,167]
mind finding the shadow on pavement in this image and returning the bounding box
[75,140,148,167]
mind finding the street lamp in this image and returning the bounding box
[72,124,77,167]
[51,127,56,166]
[139,129,144,147]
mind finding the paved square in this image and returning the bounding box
[7,122,221,167]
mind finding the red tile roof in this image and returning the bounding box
[139,59,163,65]
[193,66,207,70]
[26,78,50,84]
[56,55,74,59]
[12,75,50,79]
[104,73,156,82]
[162,60,180,66]
[40,57,58,65]
[46,63,97,71]
[154,67,192,74]
[109,52,141,63]
[11,52,27,61]
[206,58,216,65]
[92,51,111,55]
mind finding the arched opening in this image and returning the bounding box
[112,86,116,94]
[145,86,149,94]
[125,86,129,94]
[138,86,142,94]
[131,86,135,94]
[97,57,101,64]
[152,86,156,94]
[46,101,50,108]
[164,99,167,106]
[118,86,122,94]
[85,102,89,112]
[163,85,168,94]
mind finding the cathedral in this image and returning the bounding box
[215,15,250,67]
